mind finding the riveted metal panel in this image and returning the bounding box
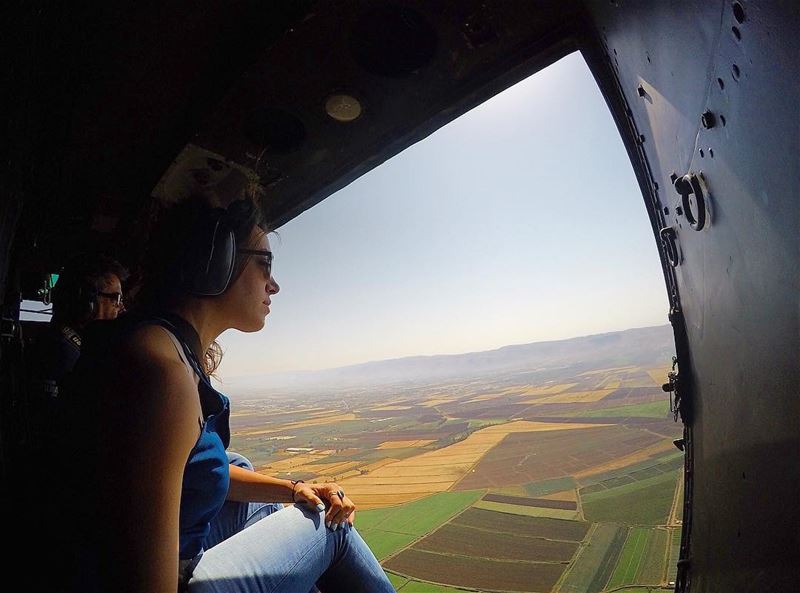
[583,1,799,591]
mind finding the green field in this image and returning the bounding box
[666,527,682,582]
[639,528,669,584]
[397,579,483,592]
[571,400,670,418]
[607,527,667,588]
[358,490,484,560]
[581,471,678,524]
[577,451,683,490]
[558,523,627,593]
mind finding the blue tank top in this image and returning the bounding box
[145,317,232,561]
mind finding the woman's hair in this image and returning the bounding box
[133,195,269,375]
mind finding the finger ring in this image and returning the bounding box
[336,489,345,500]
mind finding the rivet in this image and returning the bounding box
[717,78,725,90]
[732,26,741,41]
[701,111,716,129]
[731,64,741,81]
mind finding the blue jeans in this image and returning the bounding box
[186,452,395,593]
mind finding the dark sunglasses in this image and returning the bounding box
[238,249,273,278]
[97,291,124,307]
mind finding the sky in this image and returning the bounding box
[215,51,670,379]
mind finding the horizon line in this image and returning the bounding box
[222,322,671,381]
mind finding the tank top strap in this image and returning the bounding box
[155,326,196,380]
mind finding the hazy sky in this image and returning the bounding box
[215,52,669,380]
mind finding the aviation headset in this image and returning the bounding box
[51,262,101,321]
[178,198,256,297]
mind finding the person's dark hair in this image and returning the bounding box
[134,195,269,375]
[52,253,129,326]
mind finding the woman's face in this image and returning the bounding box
[223,226,280,332]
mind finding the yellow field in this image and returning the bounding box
[646,367,672,386]
[239,413,358,435]
[371,405,413,411]
[540,489,578,502]
[258,451,335,472]
[465,393,506,403]
[420,398,457,407]
[338,420,606,508]
[525,389,616,404]
[360,458,400,472]
[579,366,639,376]
[596,377,621,389]
[514,383,580,397]
[377,439,435,450]
[300,460,360,475]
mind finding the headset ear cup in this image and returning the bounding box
[82,284,98,319]
[185,214,236,296]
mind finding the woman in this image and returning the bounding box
[63,196,396,593]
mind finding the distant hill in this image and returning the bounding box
[223,324,675,394]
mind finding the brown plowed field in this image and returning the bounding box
[482,493,577,510]
[414,522,578,561]
[384,548,566,592]
[444,402,532,420]
[454,425,663,490]
[452,508,590,541]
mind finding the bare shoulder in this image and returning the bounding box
[105,324,201,448]
[115,325,194,386]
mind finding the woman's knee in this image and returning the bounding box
[226,451,254,471]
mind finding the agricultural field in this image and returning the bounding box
[226,352,685,592]
[454,425,667,491]
[358,490,484,560]
[606,528,669,588]
[558,523,627,593]
[581,471,678,524]
[385,548,566,593]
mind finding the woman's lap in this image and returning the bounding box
[187,504,392,593]
[187,451,393,593]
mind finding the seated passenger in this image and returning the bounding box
[61,195,395,593]
[27,253,127,441]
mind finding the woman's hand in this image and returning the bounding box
[294,482,356,531]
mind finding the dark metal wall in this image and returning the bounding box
[583,1,799,591]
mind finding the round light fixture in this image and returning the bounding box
[325,94,362,122]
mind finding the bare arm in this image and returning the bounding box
[227,465,297,503]
[94,326,202,593]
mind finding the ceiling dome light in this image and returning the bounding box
[325,94,362,122]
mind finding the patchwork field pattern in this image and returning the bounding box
[228,355,685,592]
[385,508,588,592]
[339,420,602,508]
[454,424,666,490]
